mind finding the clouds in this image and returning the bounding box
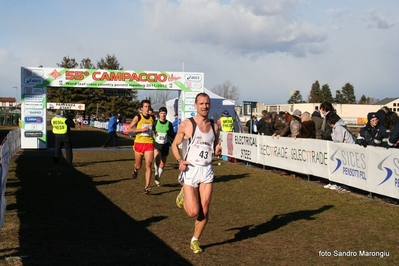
[1,0,399,105]
[362,9,396,29]
[142,0,327,57]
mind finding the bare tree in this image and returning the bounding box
[211,80,240,101]
[145,90,173,104]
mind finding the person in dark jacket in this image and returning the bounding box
[320,102,339,141]
[382,111,398,148]
[311,110,323,139]
[300,112,316,138]
[272,112,290,138]
[355,112,387,147]
[102,113,118,148]
[256,110,267,135]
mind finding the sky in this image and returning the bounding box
[1,0,398,104]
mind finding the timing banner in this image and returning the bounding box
[20,67,204,149]
[219,132,399,200]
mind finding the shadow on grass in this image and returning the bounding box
[10,149,191,265]
[214,173,250,183]
[47,128,134,149]
[202,205,334,250]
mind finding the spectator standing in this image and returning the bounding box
[320,102,339,141]
[76,115,83,129]
[311,110,323,139]
[153,107,175,186]
[300,111,316,138]
[128,100,156,194]
[290,109,302,138]
[51,109,75,166]
[256,110,267,135]
[355,112,387,147]
[117,113,123,133]
[246,115,258,134]
[324,113,355,192]
[258,112,274,136]
[272,112,290,138]
[217,110,234,132]
[102,113,118,149]
[172,114,180,133]
[382,111,398,148]
[328,113,355,144]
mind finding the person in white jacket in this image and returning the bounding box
[327,113,355,144]
[324,113,355,192]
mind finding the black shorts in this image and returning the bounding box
[154,142,170,157]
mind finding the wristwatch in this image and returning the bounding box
[177,158,182,163]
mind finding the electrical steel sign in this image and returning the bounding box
[20,67,204,149]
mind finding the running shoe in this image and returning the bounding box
[155,175,161,187]
[323,183,332,189]
[144,187,151,194]
[132,170,138,179]
[329,184,339,190]
[190,240,203,254]
[176,187,184,208]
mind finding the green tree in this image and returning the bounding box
[80,58,95,69]
[57,56,78,68]
[49,56,80,105]
[287,90,304,104]
[335,90,344,104]
[308,80,322,103]
[320,84,334,103]
[341,83,356,104]
[48,55,140,119]
[97,54,122,70]
[95,54,138,116]
[358,95,368,104]
[211,80,240,101]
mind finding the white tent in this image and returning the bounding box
[165,88,243,132]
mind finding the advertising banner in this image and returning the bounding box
[21,67,204,149]
[219,132,399,199]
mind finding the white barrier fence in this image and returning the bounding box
[220,132,399,200]
[0,129,21,231]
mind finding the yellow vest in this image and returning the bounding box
[135,114,155,143]
[219,116,234,132]
[51,116,68,134]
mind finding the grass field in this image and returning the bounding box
[0,126,398,266]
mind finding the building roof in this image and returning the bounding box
[0,97,16,102]
[374,97,399,105]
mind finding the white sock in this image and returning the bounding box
[154,163,159,175]
[191,237,198,242]
[158,168,164,178]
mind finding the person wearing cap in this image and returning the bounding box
[290,109,302,138]
[51,109,75,165]
[217,110,234,132]
[355,112,387,147]
[102,112,118,149]
[153,106,175,186]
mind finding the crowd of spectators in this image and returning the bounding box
[242,103,399,202]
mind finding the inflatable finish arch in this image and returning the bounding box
[20,67,204,149]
